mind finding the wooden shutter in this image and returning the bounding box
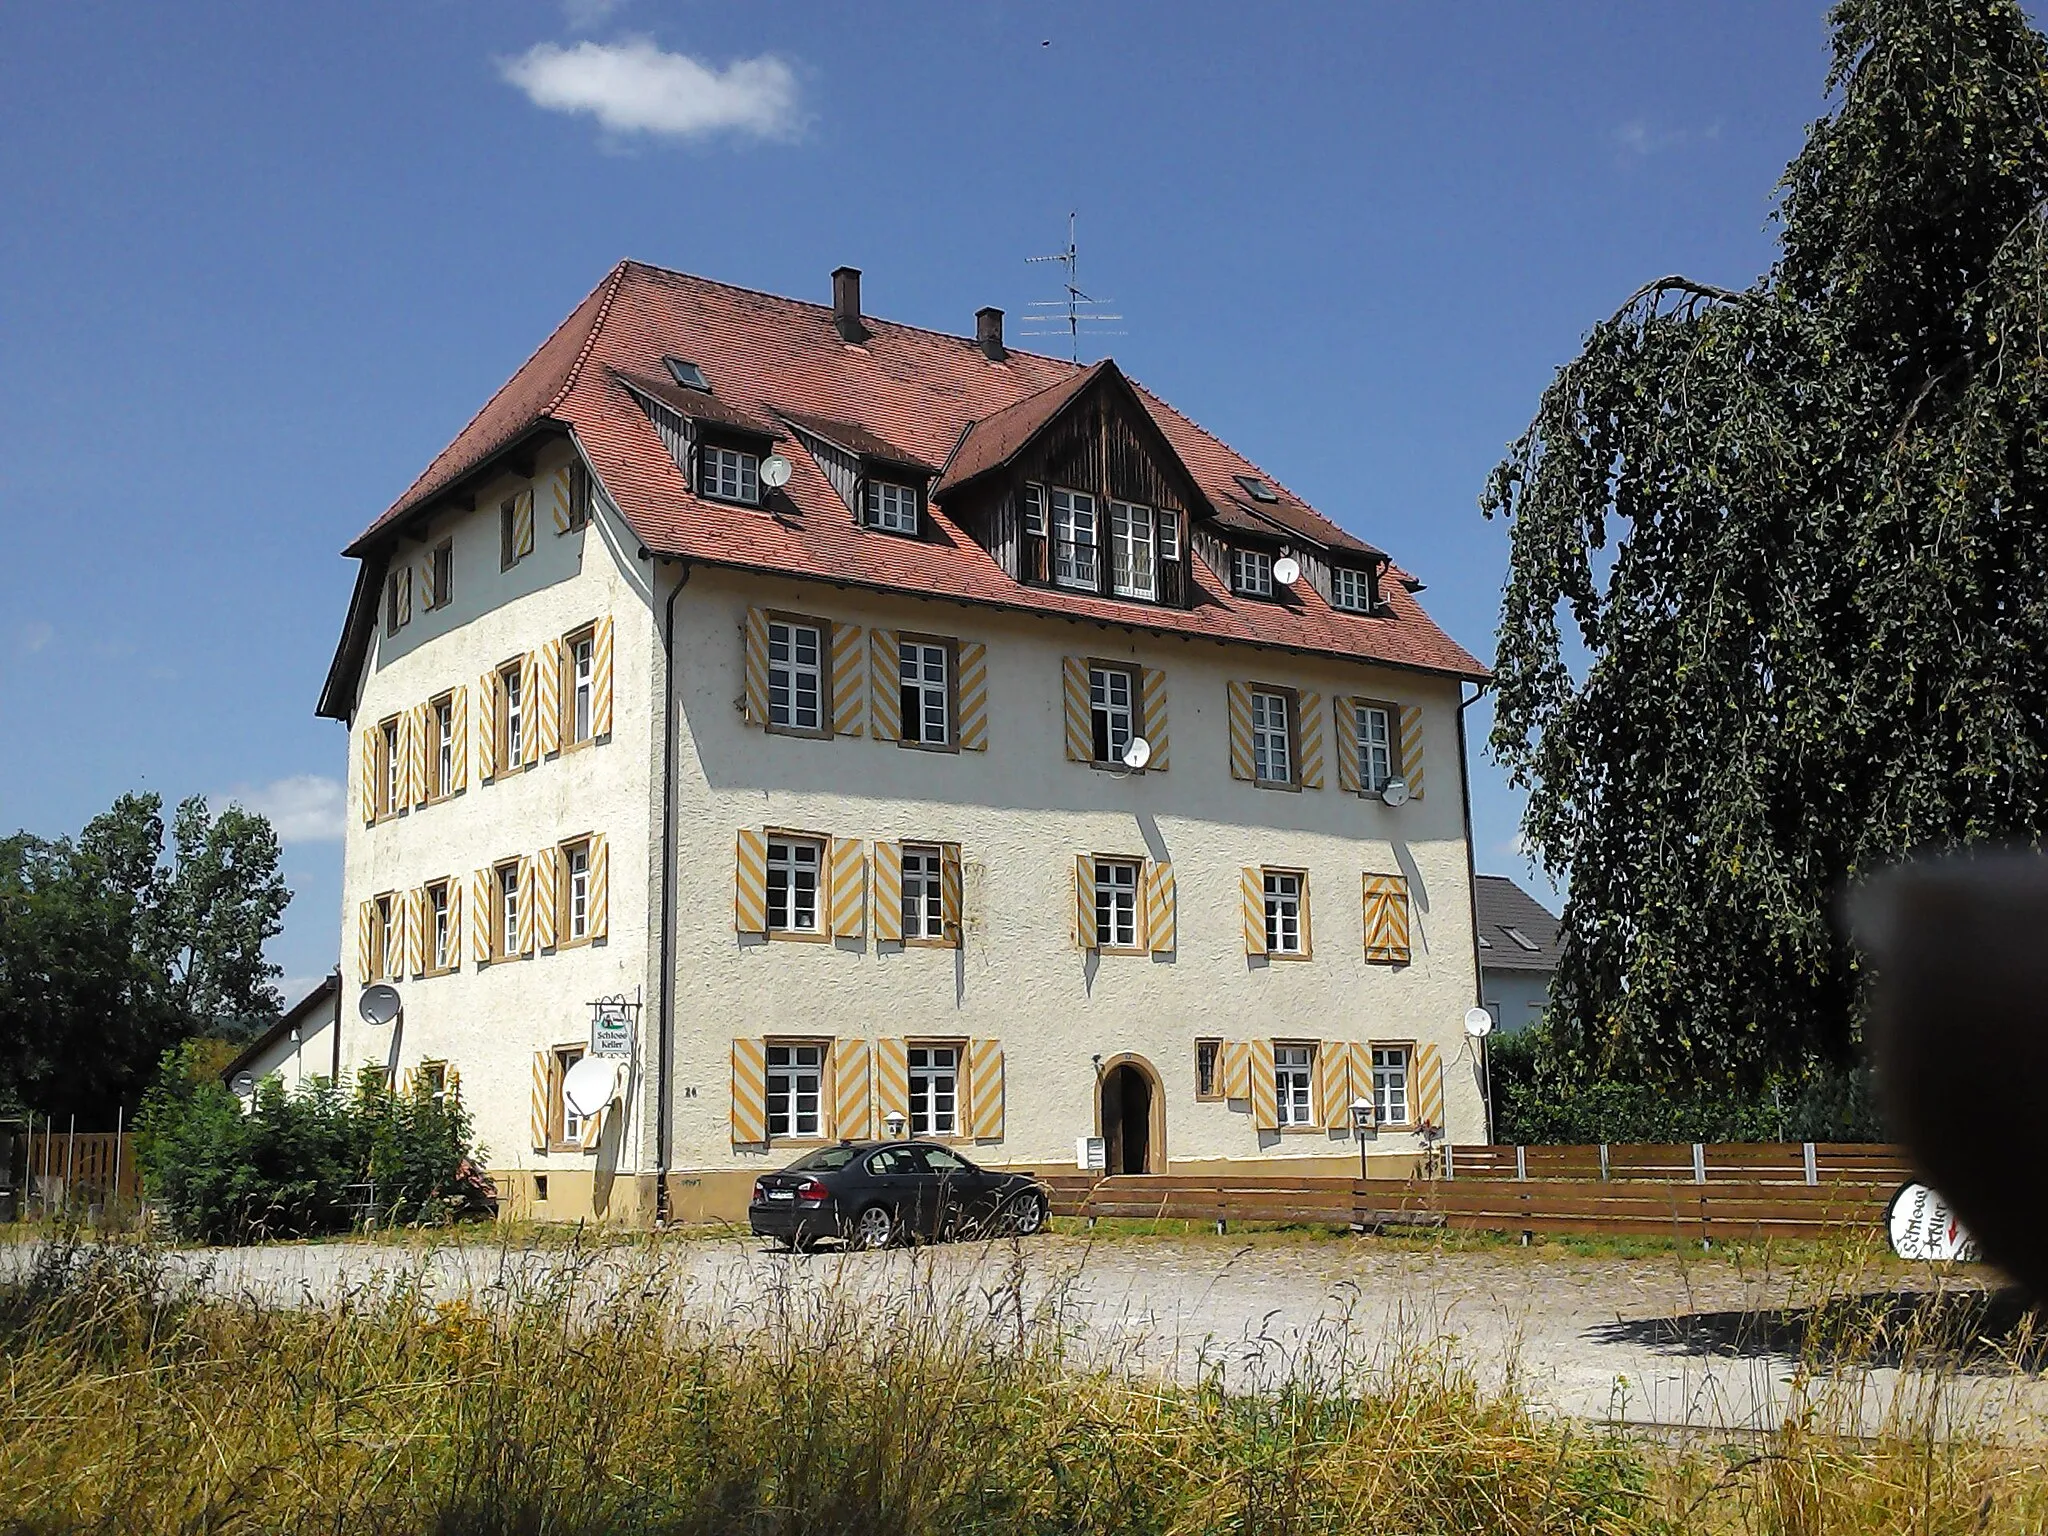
[967,1039,1004,1141]
[867,628,900,740]
[1363,874,1411,964]
[741,608,771,726]
[1219,1040,1251,1101]
[407,706,429,808]
[356,900,375,983]
[516,857,537,955]
[1333,696,1360,793]
[1413,1043,1445,1132]
[550,464,576,533]
[871,841,903,943]
[1398,704,1425,798]
[519,653,541,766]
[1249,1040,1279,1131]
[941,844,964,946]
[587,834,609,941]
[1226,682,1255,780]
[876,1038,910,1126]
[512,487,535,557]
[828,836,866,939]
[1061,657,1091,761]
[734,829,769,935]
[402,889,425,978]
[1298,690,1325,789]
[1240,866,1267,956]
[1345,1042,1373,1121]
[1299,874,1315,960]
[828,622,866,736]
[534,641,564,757]
[534,846,560,950]
[729,1039,766,1144]
[470,869,494,965]
[1145,861,1176,954]
[957,641,989,750]
[1074,854,1097,950]
[531,1051,552,1152]
[579,1099,607,1152]
[1317,1045,1352,1131]
[359,729,379,824]
[395,565,412,627]
[591,615,615,739]
[449,688,468,792]
[446,880,463,970]
[476,670,500,782]
[1141,667,1169,770]
[832,1038,873,1140]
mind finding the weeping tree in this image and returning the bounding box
[1485,0,2048,1091]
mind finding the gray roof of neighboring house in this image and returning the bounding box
[1474,875,1563,974]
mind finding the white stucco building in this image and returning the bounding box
[317,262,1492,1224]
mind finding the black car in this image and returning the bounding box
[748,1140,1051,1250]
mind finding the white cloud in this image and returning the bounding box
[222,775,347,844]
[19,620,52,654]
[562,0,628,31]
[499,37,802,142]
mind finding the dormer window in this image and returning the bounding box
[1109,500,1156,600]
[1330,565,1374,613]
[866,480,921,535]
[700,444,760,505]
[664,357,709,391]
[1233,548,1275,598]
[1234,473,1280,504]
[1050,487,1099,590]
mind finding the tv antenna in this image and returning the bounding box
[1023,212,1124,362]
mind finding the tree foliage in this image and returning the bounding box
[0,792,290,1120]
[1486,0,2048,1090]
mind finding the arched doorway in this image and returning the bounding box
[1099,1060,1159,1175]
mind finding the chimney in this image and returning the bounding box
[832,266,869,343]
[975,306,1006,361]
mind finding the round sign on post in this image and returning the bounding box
[1886,1182,1979,1263]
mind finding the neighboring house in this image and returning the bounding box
[222,973,342,1107]
[316,261,1492,1225]
[1474,876,1562,1034]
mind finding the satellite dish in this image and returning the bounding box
[1380,777,1411,808]
[233,1073,256,1095]
[359,984,402,1026]
[563,1056,621,1119]
[1121,735,1153,771]
[1272,556,1301,587]
[1464,1007,1496,1039]
[759,454,793,490]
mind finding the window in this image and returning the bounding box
[1109,500,1156,599]
[701,444,760,505]
[358,1064,390,1096]
[500,497,532,569]
[375,894,398,980]
[1195,1039,1222,1101]
[419,1061,449,1105]
[664,356,708,390]
[496,861,520,958]
[898,639,950,746]
[386,567,411,633]
[428,541,453,610]
[1372,1046,1410,1126]
[1089,664,1136,764]
[1502,926,1542,952]
[427,881,451,971]
[767,619,824,733]
[1095,859,1141,949]
[1274,1045,1314,1126]
[1051,487,1098,589]
[766,1043,825,1138]
[564,840,591,943]
[569,630,595,745]
[434,696,455,799]
[766,838,822,933]
[1022,482,1046,535]
[1251,690,1293,784]
[380,718,401,816]
[563,462,592,533]
[867,480,920,534]
[1235,473,1281,504]
[1356,702,1394,793]
[1264,870,1304,956]
[1233,549,1274,597]
[908,1045,959,1136]
[1159,508,1181,562]
[555,1046,587,1146]
[1330,566,1373,613]
[901,844,945,940]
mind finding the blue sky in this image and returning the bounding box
[1,1,1848,1000]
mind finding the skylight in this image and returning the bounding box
[664,357,709,391]
[1234,473,1280,503]
[1502,926,1542,952]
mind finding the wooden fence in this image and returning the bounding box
[23,1131,142,1209]
[1441,1141,1912,1186]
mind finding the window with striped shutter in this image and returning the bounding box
[1362,874,1411,964]
[402,888,425,978]
[1140,667,1170,770]
[1298,690,1325,789]
[742,608,771,725]
[871,841,903,943]
[1398,704,1425,798]
[515,857,538,955]
[470,869,494,965]
[731,1039,767,1144]
[534,641,564,757]
[1316,1045,1352,1131]
[832,1038,873,1140]
[876,1038,909,1127]
[356,901,375,983]
[827,836,866,938]
[956,641,989,751]
[735,829,769,935]
[1239,867,1267,956]
[587,834,609,941]
[1412,1043,1444,1131]
[533,846,560,950]
[448,688,469,792]
[1344,1041,1372,1122]
[1333,695,1359,793]
[591,615,615,740]
[1145,861,1176,954]
[1226,681,1255,780]
[1218,1040,1251,1101]
[512,488,535,559]
[531,1051,552,1152]
[1249,1039,1279,1131]
[1061,657,1090,761]
[829,622,865,736]
[966,1039,1004,1141]
[1074,854,1097,950]
[445,880,463,970]
[359,729,379,825]
[475,670,500,782]
[940,845,964,945]
[866,628,900,740]
[518,653,541,766]
[406,706,429,809]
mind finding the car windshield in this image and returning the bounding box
[787,1145,862,1173]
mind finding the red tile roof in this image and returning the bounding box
[344,260,1486,681]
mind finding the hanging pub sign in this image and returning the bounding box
[589,994,639,1060]
[1886,1181,1979,1263]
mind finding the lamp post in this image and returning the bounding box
[1350,1097,1375,1181]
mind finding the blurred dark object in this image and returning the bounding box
[1854,854,2048,1299]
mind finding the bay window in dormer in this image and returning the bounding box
[1233,547,1276,599]
[1329,564,1376,613]
[698,440,762,506]
[865,479,921,534]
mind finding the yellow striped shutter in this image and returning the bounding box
[1061,657,1090,761]
[734,829,769,935]
[1413,1043,1444,1131]
[550,465,575,533]
[871,841,903,942]
[1249,1039,1279,1131]
[1346,1042,1373,1118]
[1141,667,1169,770]
[519,653,540,766]
[470,869,494,965]
[513,487,534,557]
[867,628,900,740]
[876,1038,910,1126]
[406,706,429,808]
[1399,704,1425,799]
[1363,874,1411,964]
[1298,690,1325,789]
[1219,1040,1251,1100]
[1333,697,1360,793]
[516,857,537,955]
[447,879,463,968]
[591,615,614,739]
[588,834,609,941]
[403,889,425,978]
[531,1051,551,1151]
[1226,681,1255,780]
[396,565,412,626]
[1317,1046,1351,1130]
[1299,875,1315,960]
[476,670,499,782]
[356,901,375,982]
[832,1038,873,1140]
[449,688,468,792]
[1074,854,1097,949]
[534,846,559,951]
[967,1039,1004,1140]
[1145,861,1176,954]
[579,1100,606,1152]
[829,622,866,736]
[828,836,866,939]
[940,844,963,946]
[743,609,771,726]
[359,729,378,824]
[957,641,989,751]
[1240,866,1267,956]
[534,641,564,757]
[730,1039,767,1144]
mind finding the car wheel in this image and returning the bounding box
[851,1203,897,1250]
[999,1191,1048,1237]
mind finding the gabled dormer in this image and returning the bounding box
[775,411,938,539]
[618,362,782,509]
